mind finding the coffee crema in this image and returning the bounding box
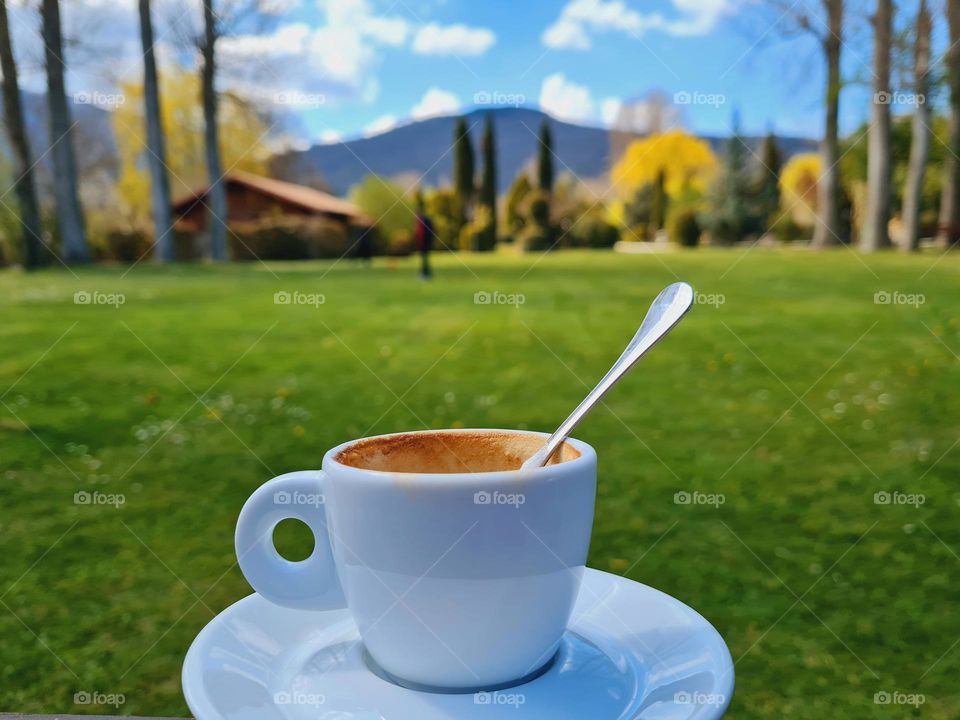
[334,430,581,474]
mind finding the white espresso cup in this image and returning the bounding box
[235,428,597,691]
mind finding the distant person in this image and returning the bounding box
[355,227,373,264]
[413,203,435,280]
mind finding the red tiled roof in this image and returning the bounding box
[172,171,367,221]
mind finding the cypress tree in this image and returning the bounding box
[453,117,475,220]
[651,169,667,231]
[537,119,554,193]
[756,131,782,229]
[479,114,497,249]
[705,115,753,244]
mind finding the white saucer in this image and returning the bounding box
[183,568,734,719]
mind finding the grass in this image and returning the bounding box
[0,247,958,718]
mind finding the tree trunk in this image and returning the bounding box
[41,0,88,263]
[902,0,931,252]
[862,0,893,251]
[936,0,960,247]
[201,0,227,260]
[813,0,843,247]
[139,0,174,262]
[0,0,44,268]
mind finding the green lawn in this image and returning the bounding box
[0,248,958,718]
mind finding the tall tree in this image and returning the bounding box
[200,0,228,260]
[704,119,753,244]
[538,119,554,193]
[0,0,44,267]
[902,0,932,251]
[479,113,497,249]
[756,131,783,226]
[452,117,474,220]
[813,0,845,247]
[651,170,667,231]
[138,0,174,261]
[41,0,88,263]
[862,0,894,251]
[937,0,960,246]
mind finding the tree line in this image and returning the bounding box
[0,0,263,268]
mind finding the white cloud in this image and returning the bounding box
[319,129,343,144]
[542,0,734,49]
[601,97,623,126]
[364,114,398,136]
[542,19,591,50]
[539,73,595,123]
[410,87,461,119]
[412,23,496,56]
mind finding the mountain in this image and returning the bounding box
[272,107,818,196]
[0,91,119,206]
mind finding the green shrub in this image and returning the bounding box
[387,229,414,256]
[174,230,202,261]
[515,224,554,251]
[229,215,350,260]
[768,214,807,243]
[568,213,619,248]
[90,228,153,263]
[667,208,701,247]
[621,223,650,242]
[459,205,496,251]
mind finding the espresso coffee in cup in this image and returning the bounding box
[235,428,596,691]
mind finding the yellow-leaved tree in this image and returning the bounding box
[113,68,271,225]
[779,153,821,225]
[611,130,717,198]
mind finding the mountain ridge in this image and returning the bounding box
[272,106,819,196]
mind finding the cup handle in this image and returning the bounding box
[235,470,346,610]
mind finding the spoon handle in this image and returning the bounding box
[523,282,695,469]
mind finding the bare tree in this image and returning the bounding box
[41,0,88,263]
[200,0,228,260]
[757,0,847,246]
[181,0,275,261]
[812,0,845,247]
[901,0,931,252]
[139,0,174,261]
[0,0,44,267]
[861,0,893,251]
[936,0,960,247]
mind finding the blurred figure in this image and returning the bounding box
[413,200,435,280]
[355,227,373,265]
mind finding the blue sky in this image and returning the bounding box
[249,0,899,143]
[13,0,943,144]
